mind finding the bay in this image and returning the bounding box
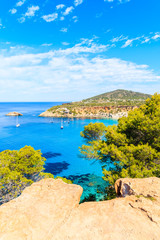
[0,102,117,201]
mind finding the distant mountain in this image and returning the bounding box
[83,89,151,103]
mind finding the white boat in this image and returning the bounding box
[61,119,63,129]
[16,116,20,127]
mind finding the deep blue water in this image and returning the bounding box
[0,102,117,200]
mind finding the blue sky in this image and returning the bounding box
[0,0,160,101]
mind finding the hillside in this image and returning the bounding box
[39,89,152,119]
[83,89,151,103]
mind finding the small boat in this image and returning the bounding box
[61,119,63,129]
[16,116,20,127]
[50,118,54,123]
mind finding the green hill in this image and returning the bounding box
[84,89,151,103]
[40,89,152,118]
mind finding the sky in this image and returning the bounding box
[0,0,160,101]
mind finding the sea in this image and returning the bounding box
[0,102,117,201]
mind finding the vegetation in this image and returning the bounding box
[80,94,160,199]
[80,123,107,142]
[47,89,151,117]
[80,193,96,203]
[55,176,72,184]
[85,89,151,102]
[0,146,71,205]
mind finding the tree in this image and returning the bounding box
[0,146,53,205]
[80,122,107,142]
[80,94,160,198]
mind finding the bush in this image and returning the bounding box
[80,94,160,198]
[0,146,72,205]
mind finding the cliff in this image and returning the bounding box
[0,177,160,240]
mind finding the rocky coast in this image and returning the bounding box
[39,106,133,120]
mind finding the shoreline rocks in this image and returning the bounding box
[39,110,128,120]
[6,112,23,116]
[0,177,160,240]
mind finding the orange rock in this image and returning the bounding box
[0,177,160,240]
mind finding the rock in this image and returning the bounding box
[6,112,23,116]
[39,111,54,117]
[0,178,160,240]
[115,177,160,198]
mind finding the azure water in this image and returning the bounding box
[0,102,117,201]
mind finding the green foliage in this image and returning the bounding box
[80,122,107,142]
[135,195,157,201]
[55,176,72,184]
[80,94,160,198]
[0,146,51,204]
[0,146,72,205]
[80,193,96,203]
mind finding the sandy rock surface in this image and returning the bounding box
[0,177,160,240]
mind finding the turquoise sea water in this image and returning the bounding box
[0,102,117,201]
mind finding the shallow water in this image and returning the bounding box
[0,102,117,200]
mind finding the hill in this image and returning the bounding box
[83,89,151,103]
[39,89,152,119]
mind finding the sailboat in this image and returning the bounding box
[16,115,20,127]
[50,117,54,123]
[61,119,63,129]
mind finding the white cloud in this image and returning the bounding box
[111,32,160,48]
[104,0,114,2]
[118,0,130,3]
[9,8,17,14]
[74,0,84,7]
[42,13,58,22]
[121,39,134,48]
[111,35,128,43]
[16,0,26,7]
[41,43,53,47]
[141,38,150,44]
[0,39,159,101]
[56,4,65,10]
[18,5,40,23]
[72,16,78,23]
[121,37,141,48]
[18,17,25,23]
[63,6,74,16]
[104,0,130,3]
[62,42,70,46]
[25,6,40,17]
[60,16,65,21]
[152,33,160,40]
[60,28,68,33]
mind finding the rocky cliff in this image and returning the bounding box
[0,177,160,240]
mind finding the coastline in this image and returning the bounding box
[39,110,128,120]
